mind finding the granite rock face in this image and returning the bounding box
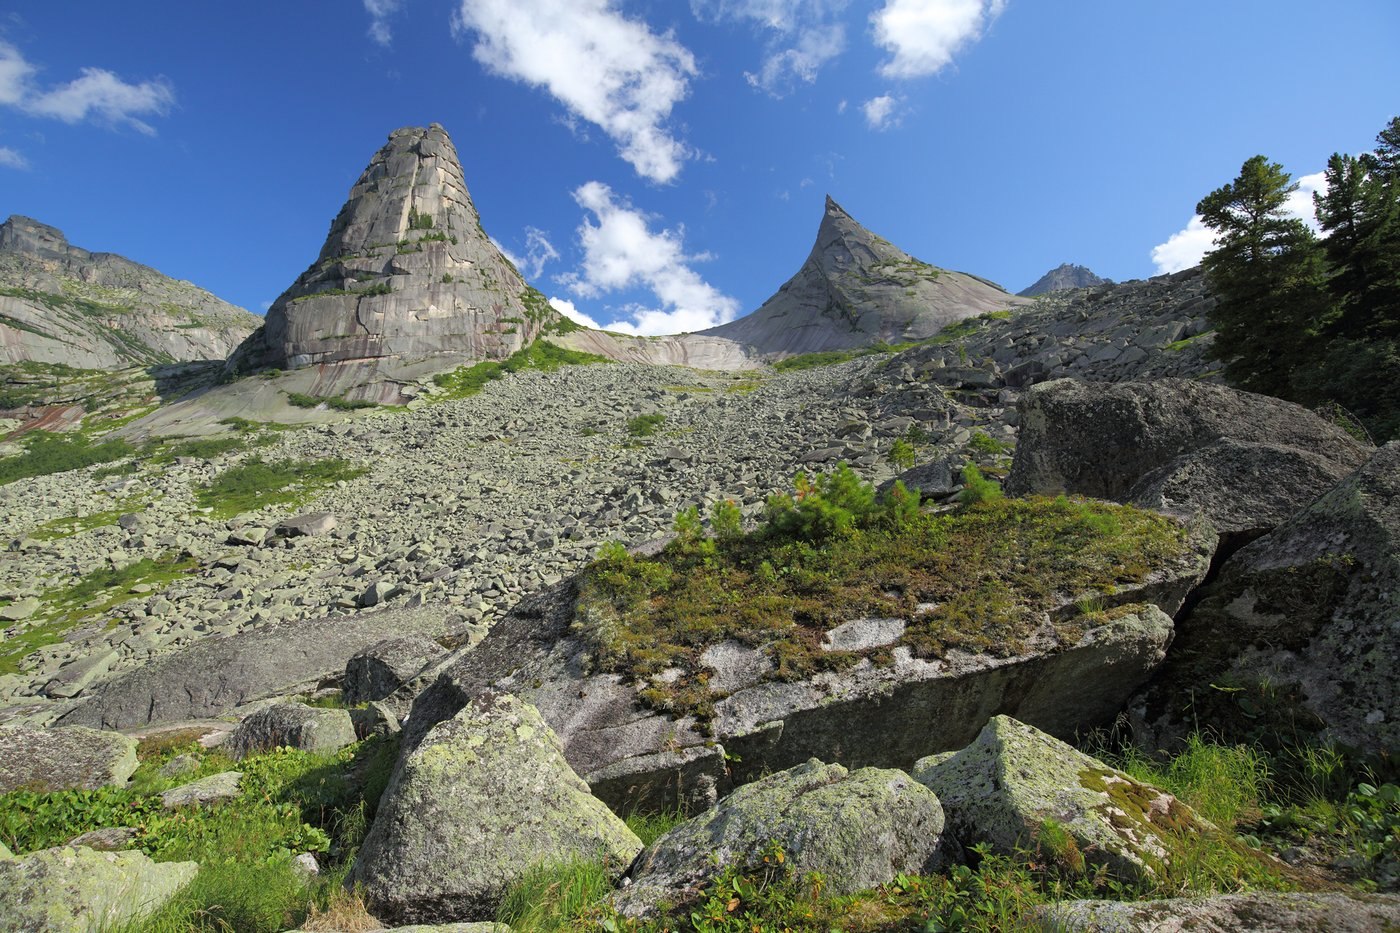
[343,635,448,707]
[0,215,260,369]
[349,693,642,924]
[0,725,137,792]
[616,759,951,917]
[1017,262,1110,297]
[702,196,1027,358]
[1040,891,1400,932]
[226,702,357,760]
[231,124,563,399]
[0,845,197,932]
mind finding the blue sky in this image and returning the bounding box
[0,1,1396,334]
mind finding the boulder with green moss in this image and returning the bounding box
[1040,891,1400,932]
[0,725,138,793]
[616,758,952,917]
[0,845,197,932]
[349,692,642,924]
[912,715,1209,883]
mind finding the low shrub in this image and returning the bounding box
[0,430,134,485]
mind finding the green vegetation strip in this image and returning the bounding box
[431,339,609,401]
[196,457,367,519]
[576,465,1188,723]
[285,392,378,411]
[773,310,1015,372]
[0,431,135,486]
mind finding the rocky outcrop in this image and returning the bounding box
[1040,891,1400,932]
[231,124,565,401]
[0,725,137,792]
[226,702,356,760]
[349,693,642,924]
[0,215,260,369]
[1136,442,1400,757]
[1017,263,1110,297]
[701,196,1027,358]
[0,845,197,932]
[913,716,1215,884]
[344,636,448,707]
[616,759,951,916]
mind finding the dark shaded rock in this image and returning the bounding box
[0,726,137,793]
[1039,891,1400,932]
[881,458,958,499]
[226,703,355,761]
[349,693,641,925]
[66,827,140,851]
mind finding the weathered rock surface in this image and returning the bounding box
[344,636,448,706]
[160,770,243,808]
[227,703,356,760]
[1136,441,1400,757]
[66,827,140,851]
[1017,262,1110,297]
[1039,891,1400,932]
[1006,378,1370,505]
[230,124,565,401]
[616,759,951,917]
[0,845,197,932]
[0,725,137,792]
[913,716,1211,883]
[0,215,259,368]
[350,693,642,924]
[702,196,1028,358]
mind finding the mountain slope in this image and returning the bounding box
[0,216,260,368]
[701,196,1027,358]
[1018,263,1110,297]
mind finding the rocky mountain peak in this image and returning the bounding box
[1018,262,1110,297]
[233,123,561,387]
[0,215,77,262]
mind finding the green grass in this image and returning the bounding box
[27,495,150,541]
[576,468,1189,724]
[0,430,135,486]
[496,857,618,933]
[431,339,609,400]
[196,457,367,519]
[285,392,378,411]
[625,413,666,437]
[1165,330,1215,352]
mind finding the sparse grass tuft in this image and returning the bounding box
[431,340,609,400]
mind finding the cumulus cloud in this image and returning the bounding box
[496,227,560,280]
[0,146,28,170]
[0,42,174,136]
[862,94,902,130]
[871,0,1005,79]
[452,0,697,183]
[547,296,603,330]
[364,0,405,45]
[1151,171,1327,275]
[693,0,848,96]
[560,181,741,335]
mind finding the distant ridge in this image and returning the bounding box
[1018,263,1110,297]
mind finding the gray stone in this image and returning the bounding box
[616,759,950,917]
[0,845,198,932]
[350,701,401,740]
[227,526,268,547]
[43,649,118,699]
[277,511,338,537]
[1039,891,1400,932]
[881,458,958,499]
[822,617,905,652]
[699,640,772,693]
[344,635,447,706]
[0,596,39,622]
[160,770,243,808]
[66,827,140,851]
[0,726,138,793]
[227,703,356,760]
[158,753,201,778]
[349,693,642,924]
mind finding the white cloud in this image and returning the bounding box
[364,0,404,45]
[0,43,174,136]
[0,43,35,105]
[693,1,847,96]
[560,181,741,335]
[0,146,28,170]
[452,0,697,183]
[871,0,1005,79]
[547,296,602,330]
[862,94,902,130]
[1150,171,1328,275]
[496,227,560,280]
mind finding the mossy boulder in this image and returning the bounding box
[1040,891,1400,932]
[227,702,356,760]
[349,692,642,924]
[160,770,243,808]
[912,715,1207,883]
[0,845,197,932]
[0,725,138,793]
[616,759,951,917]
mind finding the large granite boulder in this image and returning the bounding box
[912,716,1214,884]
[1135,442,1400,757]
[1005,379,1371,521]
[226,703,356,761]
[0,725,138,793]
[56,605,456,731]
[615,759,951,917]
[1040,891,1400,932]
[344,636,448,707]
[348,693,642,924]
[0,845,197,932]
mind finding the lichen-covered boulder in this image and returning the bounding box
[0,839,11,859]
[344,635,447,706]
[616,759,951,917]
[160,770,243,808]
[348,693,642,924]
[226,702,356,761]
[913,716,1210,883]
[0,725,138,793]
[1135,441,1400,757]
[1006,379,1370,502]
[0,845,197,932]
[1040,891,1400,932]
